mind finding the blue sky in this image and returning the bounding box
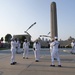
[0,0,75,41]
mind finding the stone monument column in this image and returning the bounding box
[50,2,58,39]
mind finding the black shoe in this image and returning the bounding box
[54,58,57,60]
[10,63,15,65]
[50,65,55,67]
[23,57,25,59]
[13,62,17,64]
[58,65,62,67]
[35,60,39,62]
[26,57,28,59]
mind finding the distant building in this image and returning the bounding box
[13,35,75,48]
[13,34,31,42]
[40,40,49,48]
[41,38,44,41]
[59,36,75,48]
[39,36,75,48]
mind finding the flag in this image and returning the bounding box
[24,31,32,37]
[40,35,50,37]
[47,32,50,35]
[26,22,36,31]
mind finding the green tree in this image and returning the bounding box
[1,37,4,42]
[5,34,12,43]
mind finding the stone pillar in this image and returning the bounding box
[50,2,58,39]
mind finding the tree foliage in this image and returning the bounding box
[1,37,4,41]
[5,34,12,43]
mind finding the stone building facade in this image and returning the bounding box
[13,34,31,42]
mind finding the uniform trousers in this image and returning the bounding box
[23,48,29,58]
[51,50,61,65]
[11,49,16,63]
[34,49,40,61]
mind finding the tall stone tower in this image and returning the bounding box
[50,2,58,39]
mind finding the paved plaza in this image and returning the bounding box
[0,49,75,75]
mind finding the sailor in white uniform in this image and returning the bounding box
[10,38,17,65]
[16,39,21,53]
[71,40,75,54]
[23,39,30,59]
[50,38,54,54]
[33,39,41,62]
[50,37,61,67]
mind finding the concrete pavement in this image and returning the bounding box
[0,51,75,75]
